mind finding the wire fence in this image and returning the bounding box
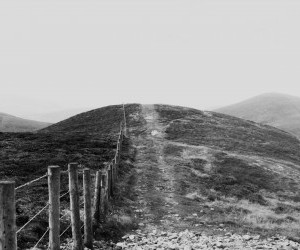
[0,105,127,250]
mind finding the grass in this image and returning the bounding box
[154,104,300,238]
[0,104,141,248]
[4,102,300,246]
[156,104,300,164]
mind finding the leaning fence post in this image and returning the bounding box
[68,163,83,250]
[48,166,60,250]
[0,181,17,250]
[93,171,101,224]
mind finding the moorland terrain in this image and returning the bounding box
[1,103,300,249]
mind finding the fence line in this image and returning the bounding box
[0,107,127,250]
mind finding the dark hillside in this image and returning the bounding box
[41,104,127,135]
[0,104,141,248]
[1,104,141,183]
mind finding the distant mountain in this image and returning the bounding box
[215,93,300,137]
[25,108,95,123]
[0,112,51,132]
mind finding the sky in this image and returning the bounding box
[1,0,300,119]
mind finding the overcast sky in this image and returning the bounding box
[1,0,300,118]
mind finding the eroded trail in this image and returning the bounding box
[130,104,181,232]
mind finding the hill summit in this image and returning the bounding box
[215,93,300,137]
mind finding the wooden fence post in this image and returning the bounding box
[109,164,114,197]
[120,130,123,145]
[48,166,60,250]
[107,165,112,199]
[83,168,93,249]
[68,163,83,250]
[0,181,17,250]
[100,172,108,221]
[123,104,127,137]
[118,147,121,163]
[114,157,118,181]
[93,171,101,224]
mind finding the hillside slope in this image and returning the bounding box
[41,104,130,135]
[0,104,141,248]
[123,104,300,246]
[2,103,300,248]
[0,112,51,132]
[215,93,300,137]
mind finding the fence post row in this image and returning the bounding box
[0,181,17,250]
[0,119,125,249]
[48,166,60,250]
[68,163,83,250]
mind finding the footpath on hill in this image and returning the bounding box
[111,104,300,250]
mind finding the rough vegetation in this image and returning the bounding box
[2,103,300,249]
[0,104,141,248]
[154,104,300,239]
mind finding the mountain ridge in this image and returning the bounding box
[215,93,300,137]
[0,112,51,132]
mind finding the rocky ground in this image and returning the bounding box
[114,229,300,250]
[60,229,300,249]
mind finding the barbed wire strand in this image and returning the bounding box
[15,174,48,191]
[17,203,49,234]
[59,211,71,221]
[32,227,49,249]
[81,224,84,239]
[60,223,72,237]
[60,190,70,199]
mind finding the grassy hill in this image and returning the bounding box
[152,104,300,238]
[0,104,141,248]
[0,112,51,132]
[2,103,300,247]
[215,93,300,138]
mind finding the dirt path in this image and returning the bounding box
[130,104,184,232]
